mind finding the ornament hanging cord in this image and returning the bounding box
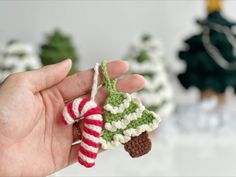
[91,63,100,101]
[73,63,100,122]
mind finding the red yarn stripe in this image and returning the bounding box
[67,102,77,120]
[82,137,99,148]
[83,126,100,138]
[61,115,68,125]
[79,98,89,115]
[79,146,97,159]
[77,157,95,168]
[84,119,103,127]
[83,107,102,117]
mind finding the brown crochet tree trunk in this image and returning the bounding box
[124,132,152,158]
[200,89,226,105]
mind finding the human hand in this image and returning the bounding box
[0,59,144,177]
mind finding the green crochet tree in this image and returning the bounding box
[178,0,236,94]
[0,40,41,82]
[40,30,78,74]
[99,61,161,158]
[124,34,174,118]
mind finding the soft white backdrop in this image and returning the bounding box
[1,0,236,103]
[1,1,236,176]
[0,0,236,69]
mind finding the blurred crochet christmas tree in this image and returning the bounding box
[0,40,41,82]
[178,0,236,103]
[124,34,174,118]
[40,30,78,74]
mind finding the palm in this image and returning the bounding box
[0,85,73,175]
[0,60,144,176]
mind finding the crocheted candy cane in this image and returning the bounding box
[62,63,103,168]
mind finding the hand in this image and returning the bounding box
[0,59,144,177]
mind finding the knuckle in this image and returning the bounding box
[76,73,89,93]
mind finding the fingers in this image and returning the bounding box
[68,143,81,166]
[56,60,129,101]
[67,74,144,166]
[27,59,72,92]
[91,74,145,105]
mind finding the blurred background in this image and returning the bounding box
[1,0,236,176]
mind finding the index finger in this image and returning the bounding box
[56,60,129,101]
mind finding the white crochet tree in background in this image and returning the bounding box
[124,34,174,118]
[0,40,41,82]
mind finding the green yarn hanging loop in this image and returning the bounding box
[100,60,161,151]
[101,60,117,92]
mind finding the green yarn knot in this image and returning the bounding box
[101,60,117,92]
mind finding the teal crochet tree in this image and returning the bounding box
[178,0,236,94]
[99,61,161,158]
[40,30,79,74]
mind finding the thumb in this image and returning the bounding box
[28,59,72,92]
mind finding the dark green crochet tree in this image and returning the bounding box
[40,30,78,75]
[178,0,236,93]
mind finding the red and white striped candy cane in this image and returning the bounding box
[61,63,103,168]
[62,98,103,168]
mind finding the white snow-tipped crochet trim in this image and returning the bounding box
[129,60,164,74]
[144,74,169,91]
[139,88,173,106]
[104,104,145,132]
[100,112,161,150]
[103,93,131,114]
[158,102,175,118]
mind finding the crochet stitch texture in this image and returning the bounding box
[100,60,161,151]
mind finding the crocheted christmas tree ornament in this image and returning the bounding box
[99,60,161,157]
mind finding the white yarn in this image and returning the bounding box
[72,98,83,117]
[129,60,165,74]
[104,93,132,114]
[139,88,173,106]
[84,123,102,133]
[81,101,97,116]
[91,63,100,101]
[100,113,161,149]
[80,142,98,153]
[63,108,75,125]
[82,131,100,143]
[78,152,95,164]
[86,114,103,121]
[105,105,145,132]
